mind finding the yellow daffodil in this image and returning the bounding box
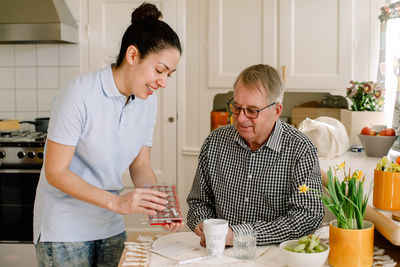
[337,162,345,170]
[298,184,309,194]
[352,170,364,181]
[299,164,371,230]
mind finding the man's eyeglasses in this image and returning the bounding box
[226,98,276,119]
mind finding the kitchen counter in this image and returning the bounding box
[319,151,400,246]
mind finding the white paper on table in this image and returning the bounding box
[151,240,200,260]
[150,232,271,265]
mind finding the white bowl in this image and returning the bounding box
[357,134,397,157]
[279,239,329,267]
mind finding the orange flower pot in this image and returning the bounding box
[373,169,400,211]
[329,220,374,267]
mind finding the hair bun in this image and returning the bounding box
[131,2,162,23]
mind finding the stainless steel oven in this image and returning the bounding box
[0,169,40,243]
[0,132,45,244]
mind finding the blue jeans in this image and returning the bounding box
[35,231,126,267]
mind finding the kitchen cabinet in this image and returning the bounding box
[208,0,354,93]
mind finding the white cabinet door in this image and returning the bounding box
[279,0,353,92]
[88,0,178,184]
[208,0,279,88]
[208,0,353,93]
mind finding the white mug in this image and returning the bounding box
[203,219,228,257]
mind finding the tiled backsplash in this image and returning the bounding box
[0,44,81,121]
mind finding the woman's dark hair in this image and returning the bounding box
[115,2,182,67]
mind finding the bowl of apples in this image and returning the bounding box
[358,126,397,157]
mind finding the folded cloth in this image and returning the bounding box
[299,116,349,159]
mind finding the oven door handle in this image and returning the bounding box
[0,169,41,173]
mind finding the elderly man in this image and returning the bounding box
[187,64,324,246]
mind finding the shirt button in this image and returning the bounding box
[244,197,249,202]
[248,174,252,179]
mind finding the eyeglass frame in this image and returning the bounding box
[226,98,276,119]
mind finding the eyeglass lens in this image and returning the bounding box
[228,103,259,119]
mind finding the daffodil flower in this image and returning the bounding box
[337,162,345,170]
[298,184,309,194]
[302,164,372,230]
[352,170,364,181]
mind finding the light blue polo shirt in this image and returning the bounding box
[33,65,157,243]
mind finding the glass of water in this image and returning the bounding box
[233,231,257,260]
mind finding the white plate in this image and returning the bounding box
[151,231,270,264]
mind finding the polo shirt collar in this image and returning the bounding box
[234,119,283,153]
[100,64,125,98]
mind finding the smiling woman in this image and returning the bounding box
[33,2,183,267]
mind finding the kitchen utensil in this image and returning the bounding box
[20,117,49,132]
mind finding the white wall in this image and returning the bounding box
[0,0,81,121]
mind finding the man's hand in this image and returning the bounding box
[110,188,167,215]
[225,227,233,246]
[194,222,234,247]
[194,222,206,247]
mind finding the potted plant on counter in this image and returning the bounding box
[346,81,384,112]
[341,80,386,145]
[374,156,400,211]
[298,162,374,267]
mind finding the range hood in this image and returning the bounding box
[0,0,78,44]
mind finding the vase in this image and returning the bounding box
[329,220,374,267]
[340,109,386,145]
[373,169,400,210]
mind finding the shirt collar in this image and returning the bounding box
[264,119,283,152]
[99,64,125,98]
[233,119,283,153]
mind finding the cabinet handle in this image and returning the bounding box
[282,65,287,84]
[168,117,174,123]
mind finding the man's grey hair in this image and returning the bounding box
[233,64,284,103]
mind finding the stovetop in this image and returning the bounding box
[0,131,46,168]
[0,131,46,145]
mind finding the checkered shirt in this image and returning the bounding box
[186,119,324,245]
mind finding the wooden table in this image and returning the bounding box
[118,231,164,267]
[374,230,400,267]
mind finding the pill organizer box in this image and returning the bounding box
[144,183,183,225]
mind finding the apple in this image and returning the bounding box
[379,128,395,136]
[396,156,400,165]
[361,126,376,136]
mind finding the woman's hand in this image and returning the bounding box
[163,221,185,232]
[110,188,167,215]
